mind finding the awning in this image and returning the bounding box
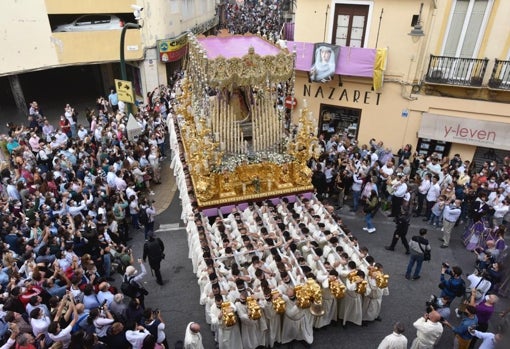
[418,113,510,150]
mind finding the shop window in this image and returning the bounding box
[416,138,451,159]
[318,104,361,141]
[332,4,369,47]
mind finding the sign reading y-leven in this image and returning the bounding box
[419,113,510,150]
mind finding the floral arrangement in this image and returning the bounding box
[212,151,294,173]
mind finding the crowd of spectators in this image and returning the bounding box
[306,131,510,347]
[224,0,285,40]
[0,73,185,348]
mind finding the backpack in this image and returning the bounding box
[121,275,140,298]
[455,279,467,298]
[139,207,149,225]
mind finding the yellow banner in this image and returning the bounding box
[115,79,135,104]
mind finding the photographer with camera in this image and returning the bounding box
[443,305,478,349]
[440,199,462,248]
[410,310,444,349]
[439,264,466,300]
[143,307,168,349]
[88,299,114,342]
[123,259,148,308]
[465,292,499,349]
[47,293,79,348]
[426,295,452,321]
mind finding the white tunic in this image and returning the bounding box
[210,304,243,349]
[281,296,313,345]
[410,317,444,349]
[362,278,389,321]
[235,301,268,349]
[337,278,365,326]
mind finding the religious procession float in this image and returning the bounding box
[174,30,317,208]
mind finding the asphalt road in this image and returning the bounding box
[129,194,510,349]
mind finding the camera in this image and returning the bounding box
[153,308,159,315]
[442,262,450,269]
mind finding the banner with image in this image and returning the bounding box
[309,43,340,83]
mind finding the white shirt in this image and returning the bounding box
[126,328,150,349]
[378,332,408,349]
[473,330,497,349]
[426,182,440,202]
[412,317,444,349]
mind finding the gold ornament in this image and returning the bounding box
[247,296,262,320]
[329,278,346,299]
[221,302,237,327]
[271,290,286,314]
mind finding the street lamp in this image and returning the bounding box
[119,22,141,114]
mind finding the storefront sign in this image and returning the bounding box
[158,33,188,62]
[419,113,510,150]
[303,84,382,105]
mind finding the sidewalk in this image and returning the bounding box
[152,157,177,216]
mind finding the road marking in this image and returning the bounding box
[156,223,182,232]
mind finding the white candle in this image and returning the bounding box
[303,99,308,108]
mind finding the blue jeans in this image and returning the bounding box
[406,253,424,278]
[103,253,111,278]
[144,221,155,239]
[131,213,140,228]
[429,213,442,226]
[352,190,361,212]
[365,212,374,229]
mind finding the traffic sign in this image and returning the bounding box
[285,96,297,109]
[115,79,135,104]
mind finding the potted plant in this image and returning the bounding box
[470,76,483,86]
[488,78,502,88]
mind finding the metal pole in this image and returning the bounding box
[120,23,141,114]
[323,5,330,42]
[375,9,384,48]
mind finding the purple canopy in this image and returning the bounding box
[198,36,283,59]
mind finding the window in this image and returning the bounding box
[332,4,369,47]
[182,0,196,21]
[442,0,493,58]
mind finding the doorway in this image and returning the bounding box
[318,104,361,141]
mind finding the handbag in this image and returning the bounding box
[418,241,431,261]
[464,277,485,301]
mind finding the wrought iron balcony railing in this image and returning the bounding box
[425,55,489,87]
[488,59,510,90]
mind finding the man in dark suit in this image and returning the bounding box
[143,231,165,285]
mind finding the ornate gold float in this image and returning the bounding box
[175,32,316,208]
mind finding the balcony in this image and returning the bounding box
[488,59,510,90]
[51,29,143,65]
[424,55,489,87]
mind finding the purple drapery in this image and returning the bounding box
[286,41,376,78]
[283,22,295,41]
